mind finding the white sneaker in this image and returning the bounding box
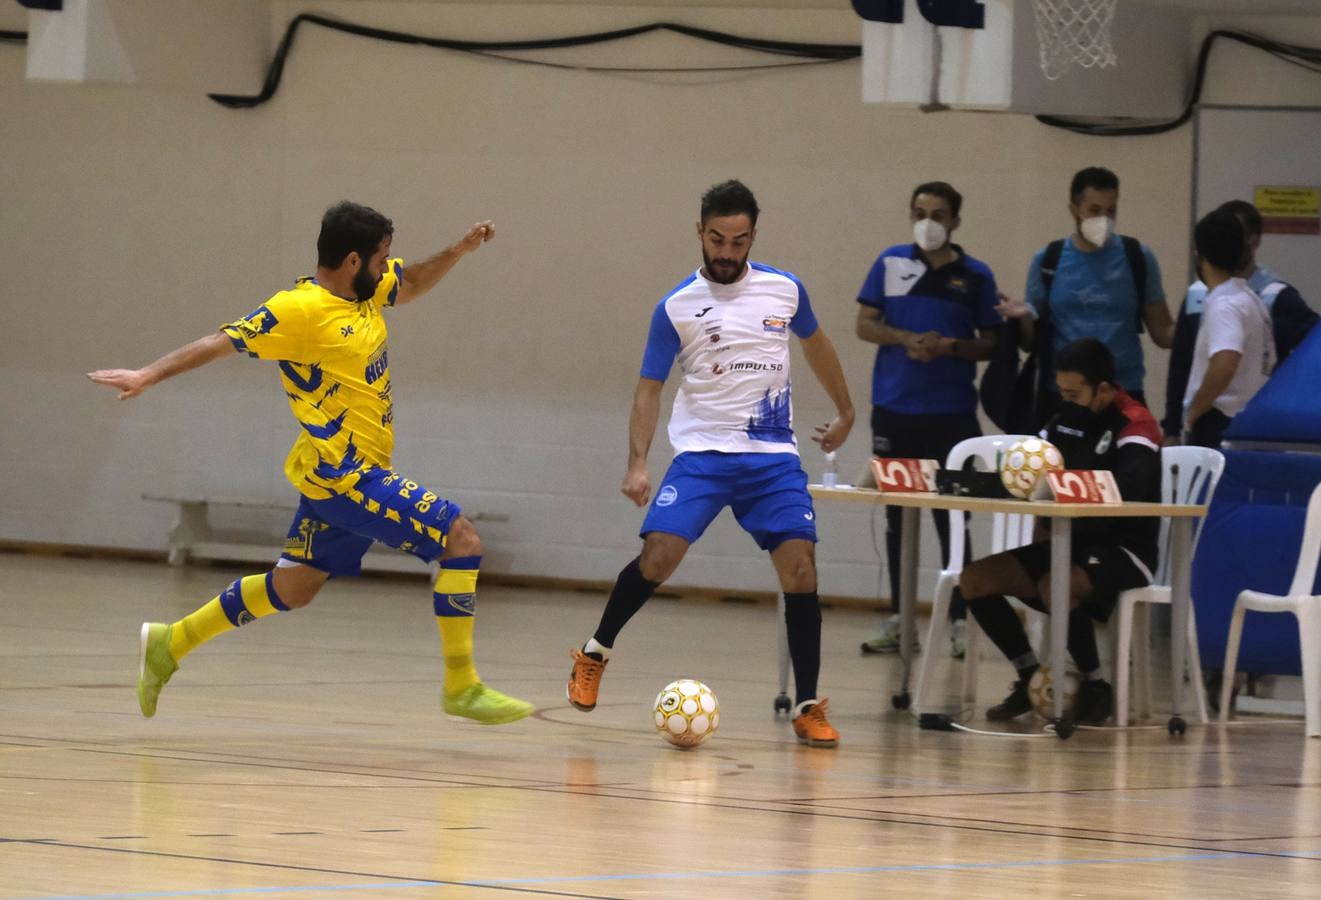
[949,618,967,660]
[860,614,920,655]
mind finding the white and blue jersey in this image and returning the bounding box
[857,243,1001,414]
[640,262,819,456]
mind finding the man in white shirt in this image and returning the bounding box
[1184,207,1277,448]
[565,180,856,747]
[1163,199,1315,443]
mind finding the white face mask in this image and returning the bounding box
[1079,216,1115,247]
[913,218,948,252]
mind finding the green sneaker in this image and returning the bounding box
[138,622,178,718]
[443,682,534,725]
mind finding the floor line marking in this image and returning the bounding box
[14,850,1271,900]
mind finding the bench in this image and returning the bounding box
[142,493,507,574]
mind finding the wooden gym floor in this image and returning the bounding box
[3,553,1321,898]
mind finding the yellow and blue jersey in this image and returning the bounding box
[221,259,405,500]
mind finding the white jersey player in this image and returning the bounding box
[644,261,811,455]
[566,180,856,747]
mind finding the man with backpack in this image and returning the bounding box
[995,168,1173,429]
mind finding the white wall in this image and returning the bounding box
[1197,14,1321,108]
[1,1,1317,600]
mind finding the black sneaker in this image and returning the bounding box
[1076,679,1114,725]
[986,678,1033,720]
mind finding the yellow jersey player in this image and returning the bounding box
[89,201,533,725]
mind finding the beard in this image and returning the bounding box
[702,248,748,285]
[352,264,381,302]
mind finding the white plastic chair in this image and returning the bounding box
[914,434,1037,714]
[1111,446,1223,726]
[1219,481,1321,737]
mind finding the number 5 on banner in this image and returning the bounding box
[870,458,940,493]
[1036,470,1123,504]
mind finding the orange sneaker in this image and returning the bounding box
[567,647,608,711]
[792,698,840,748]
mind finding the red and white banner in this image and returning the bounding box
[1035,470,1124,504]
[870,457,939,494]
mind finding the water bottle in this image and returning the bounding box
[822,451,838,488]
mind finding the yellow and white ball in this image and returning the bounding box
[653,679,720,748]
[1028,664,1080,719]
[1000,437,1064,499]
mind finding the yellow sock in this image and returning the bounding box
[434,557,481,695]
[169,572,290,661]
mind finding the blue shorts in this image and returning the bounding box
[641,451,817,552]
[281,467,463,577]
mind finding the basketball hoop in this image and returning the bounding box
[1033,0,1119,81]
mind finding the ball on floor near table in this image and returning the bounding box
[1028,664,1079,719]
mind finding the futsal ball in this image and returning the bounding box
[653,679,720,748]
[1027,665,1080,719]
[1000,437,1064,499]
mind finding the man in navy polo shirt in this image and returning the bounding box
[855,181,1003,657]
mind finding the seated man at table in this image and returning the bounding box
[958,338,1162,725]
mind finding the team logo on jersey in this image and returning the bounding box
[726,361,783,372]
[656,485,679,507]
[946,276,967,294]
[1095,430,1113,455]
[236,610,256,626]
[232,305,280,340]
[710,333,720,342]
[763,315,789,334]
[364,344,389,385]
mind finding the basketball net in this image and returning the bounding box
[1033,0,1119,81]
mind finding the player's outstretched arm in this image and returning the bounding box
[799,329,855,454]
[622,377,664,507]
[395,220,495,306]
[88,332,235,400]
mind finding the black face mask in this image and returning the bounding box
[1057,401,1101,426]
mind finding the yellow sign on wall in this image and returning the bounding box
[1254,186,1321,235]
